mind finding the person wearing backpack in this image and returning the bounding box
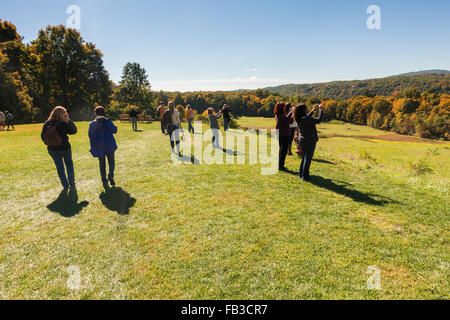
[89,106,118,186]
[41,106,78,189]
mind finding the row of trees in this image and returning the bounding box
[267,73,450,99]
[0,21,112,122]
[1,21,448,140]
[319,90,449,140]
[143,89,449,140]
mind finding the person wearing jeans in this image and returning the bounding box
[295,103,324,181]
[41,106,78,189]
[48,149,75,189]
[89,106,118,186]
[129,108,139,131]
[157,104,166,134]
[185,105,195,134]
[208,107,222,148]
[221,104,232,132]
[274,102,293,171]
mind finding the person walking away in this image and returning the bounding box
[208,107,222,148]
[163,101,182,156]
[275,102,293,171]
[129,107,139,131]
[41,106,77,189]
[185,105,195,134]
[157,103,166,134]
[5,111,14,131]
[295,104,324,181]
[221,104,232,132]
[0,110,5,131]
[89,106,118,186]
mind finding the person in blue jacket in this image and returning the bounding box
[89,106,118,186]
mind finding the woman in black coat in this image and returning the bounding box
[294,104,324,181]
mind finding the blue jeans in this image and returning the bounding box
[131,117,138,131]
[224,118,229,132]
[212,129,221,148]
[188,119,195,133]
[160,120,165,133]
[299,141,317,179]
[49,148,75,188]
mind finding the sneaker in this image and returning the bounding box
[108,177,116,186]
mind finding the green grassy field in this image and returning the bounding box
[0,117,448,300]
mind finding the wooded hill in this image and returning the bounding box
[265,73,450,99]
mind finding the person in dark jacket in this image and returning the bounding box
[208,107,222,148]
[41,106,78,189]
[89,106,118,186]
[294,104,324,181]
[129,108,139,131]
[221,104,232,132]
[275,102,293,171]
[5,111,14,131]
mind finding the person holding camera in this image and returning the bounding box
[41,106,78,189]
[294,104,324,181]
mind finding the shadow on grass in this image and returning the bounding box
[280,170,397,206]
[47,188,89,218]
[99,186,136,215]
[309,175,398,206]
[313,159,336,165]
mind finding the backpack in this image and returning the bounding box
[43,123,63,147]
[162,110,173,130]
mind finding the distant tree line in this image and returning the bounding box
[147,88,449,140]
[265,74,450,100]
[1,21,448,140]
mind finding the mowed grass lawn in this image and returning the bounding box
[0,117,448,300]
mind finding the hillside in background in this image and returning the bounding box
[265,73,450,99]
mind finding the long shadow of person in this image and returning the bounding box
[99,186,136,215]
[47,188,89,218]
[177,154,201,165]
[312,159,336,165]
[308,175,398,206]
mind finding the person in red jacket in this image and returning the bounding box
[274,102,293,171]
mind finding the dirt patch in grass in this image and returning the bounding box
[321,133,447,144]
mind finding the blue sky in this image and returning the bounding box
[2,0,450,91]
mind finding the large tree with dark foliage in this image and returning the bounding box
[26,25,112,120]
[115,62,152,111]
[0,20,34,122]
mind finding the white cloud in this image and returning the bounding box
[151,76,326,92]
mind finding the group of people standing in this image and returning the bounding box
[39,101,321,190]
[157,102,232,152]
[41,106,118,189]
[275,102,324,181]
[0,110,15,131]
